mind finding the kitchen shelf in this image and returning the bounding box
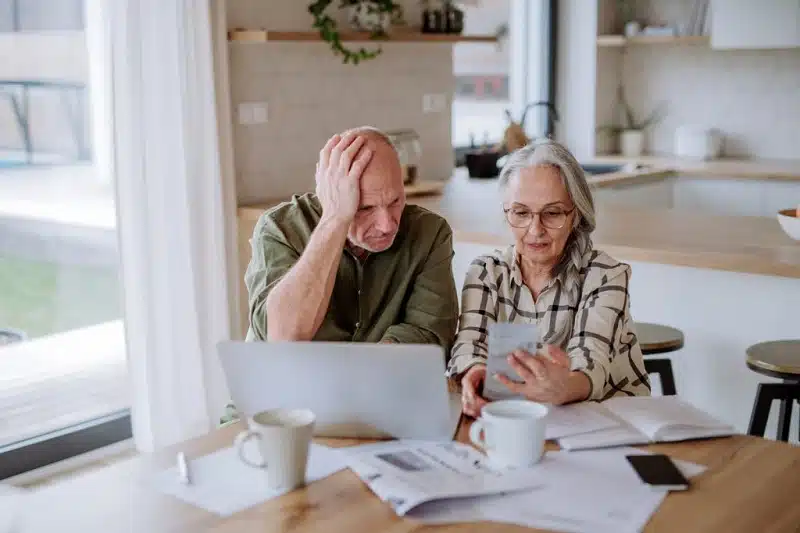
[597,35,710,47]
[228,29,497,43]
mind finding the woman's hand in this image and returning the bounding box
[494,345,590,405]
[460,364,489,418]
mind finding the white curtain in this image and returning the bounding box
[108,0,232,452]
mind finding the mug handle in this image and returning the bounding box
[469,420,487,450]
[234,430,267,469]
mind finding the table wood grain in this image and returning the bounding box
[17,416,800,533]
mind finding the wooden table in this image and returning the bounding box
[17,419,800,533]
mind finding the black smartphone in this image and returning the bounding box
[625,454,690,491]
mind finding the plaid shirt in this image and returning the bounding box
[447,245,651,401]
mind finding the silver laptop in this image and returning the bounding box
[217,341,462,440]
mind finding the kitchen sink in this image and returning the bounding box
[580,163,625,175]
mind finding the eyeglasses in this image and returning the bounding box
[503,206,575,230]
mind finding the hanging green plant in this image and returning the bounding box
[308,0,404,65]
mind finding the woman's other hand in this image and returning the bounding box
[494,345,590,405]
[461,364,489,417]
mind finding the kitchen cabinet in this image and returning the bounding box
[591,178,674,210]
[762,181,800,216]
[711,0,800,50]
[673,177,800,217]
[673,178,762,217]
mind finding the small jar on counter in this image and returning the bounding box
[387,129,422,185]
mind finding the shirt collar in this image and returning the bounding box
[346,240,371,263]
[510,244,568,292]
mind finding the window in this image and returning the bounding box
[0,1,129,479]
[0,0,84,32]
[452,0,511,149]
[452,0,556,153]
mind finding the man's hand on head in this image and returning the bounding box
[315,132,373,224]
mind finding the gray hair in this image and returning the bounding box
[498,139,596,294]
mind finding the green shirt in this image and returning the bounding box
[244,193,459,354]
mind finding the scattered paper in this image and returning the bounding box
[0,484,26,533]
[342,439,544,516]
[407,446,707,533]
[151,443,346,516]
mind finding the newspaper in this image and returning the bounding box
[484,322,541,400]
[341,440,543,516]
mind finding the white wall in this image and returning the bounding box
[622,46,800,159]
[596,0,800,159]
[626,259,799,443]
[555,0,598,160]
[227,0,455,205]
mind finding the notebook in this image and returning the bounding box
[557,396,736,451]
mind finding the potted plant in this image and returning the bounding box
[308,0,404,64]
[616,0,640,37]
[598,85,666,157]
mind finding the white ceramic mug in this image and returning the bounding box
[469,400,549,468]
[234,408,315,491]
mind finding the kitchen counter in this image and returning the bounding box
[239,169,800,279]
[594,155,800,182]
[410,171,800,278]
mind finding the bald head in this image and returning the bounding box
[339,126,403,200]
[342,126,396,151]
[339,126,406,252]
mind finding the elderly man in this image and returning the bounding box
[244,127,458,350]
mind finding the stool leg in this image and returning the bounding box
[748,383,773,437]
[776,398,793,442]
[658,362,677,396]
[643,359,677,396]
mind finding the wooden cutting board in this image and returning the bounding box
[404,180,445,197]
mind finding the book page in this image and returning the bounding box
[544,401,620,440]
[602,396,733,441]
[556,423,647,451]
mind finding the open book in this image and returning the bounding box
[558,396,736,451]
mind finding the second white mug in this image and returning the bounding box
[469,399,549,468]
[234,408,315,491]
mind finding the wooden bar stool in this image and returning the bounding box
[746,340,800,442]
[636,322,684,396]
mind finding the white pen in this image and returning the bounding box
[177,451,192,485]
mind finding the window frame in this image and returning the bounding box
[0,0,129,480]
[454,0,557,164]
[0,411,132,481]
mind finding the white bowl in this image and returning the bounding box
[777,209,800,241]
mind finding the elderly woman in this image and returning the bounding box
[448,139,650,416]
